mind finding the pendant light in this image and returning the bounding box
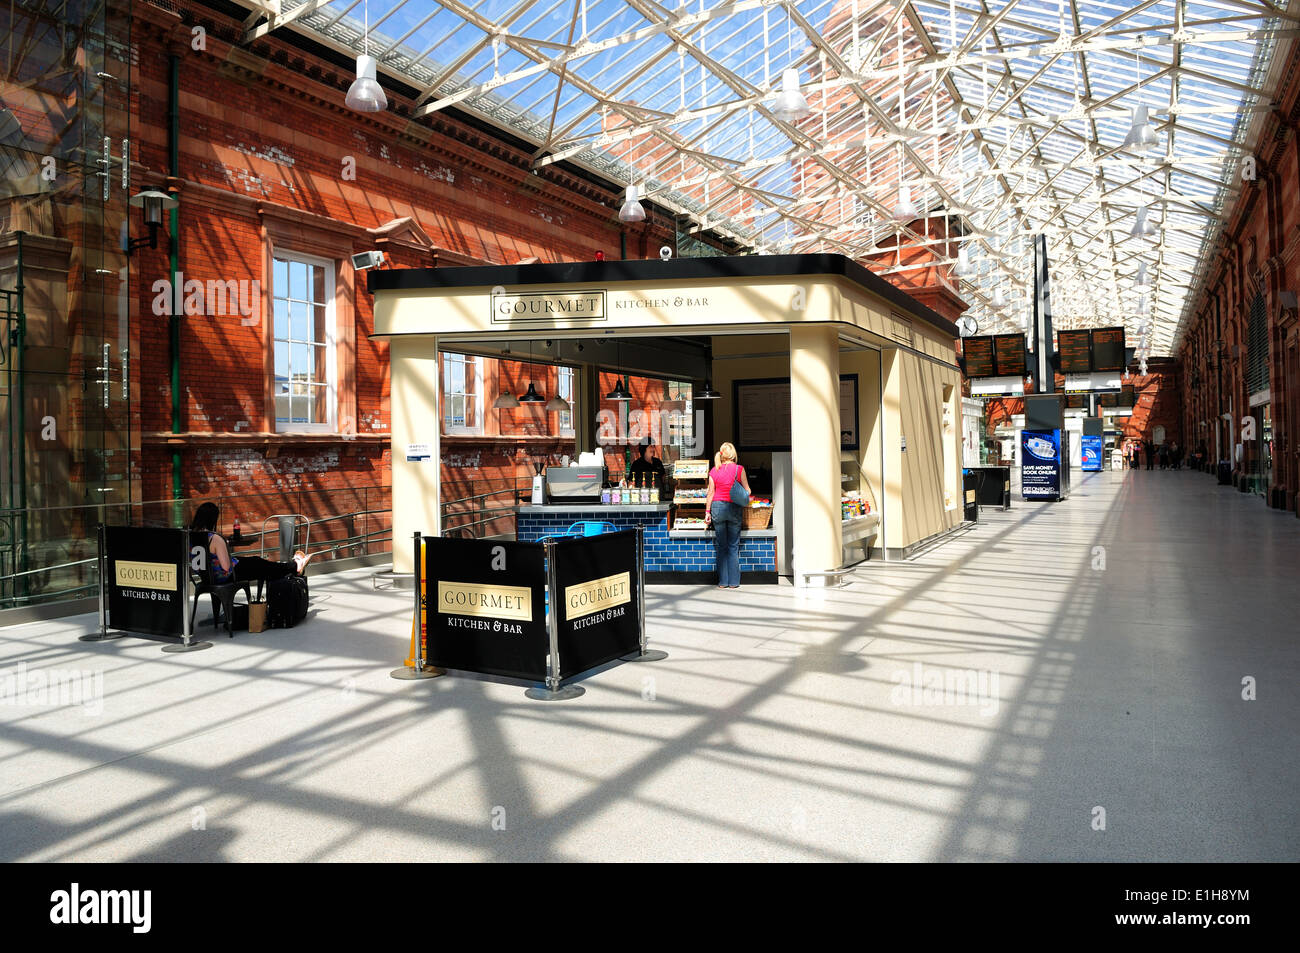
[954,245,974,277]
[605,338,631,401]
[1134,261,1151,289]
[772,68,811,122]
[1129,206,1156,239]
[493,390,520,409]
[546,393,570,412]
[346,2,388,113]
[892,184,918,222]
[619,184,646,223]
[1122,105,1157,150]
[518,341,546,402]
[991,288,1008,310]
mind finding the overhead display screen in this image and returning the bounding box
[963,336,996,377]
[1058,329,1093,374]
[1091,327,1127,372]
[1121,384,1136,408]
[1099,392,1119,408]
[993,334,1027,376]
[1064,393,1087,409]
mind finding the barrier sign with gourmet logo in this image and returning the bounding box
[424,537,548,680]
[552,531,641,678]
[105,526,188,636]
[491,289,606,323]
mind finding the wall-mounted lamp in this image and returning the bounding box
[126,189,178,255]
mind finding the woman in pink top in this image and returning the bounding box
[704,442,751,589]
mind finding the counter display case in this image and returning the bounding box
[840,452,880,565]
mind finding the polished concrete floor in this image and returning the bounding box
[2,468,1297,861]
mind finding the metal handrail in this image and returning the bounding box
[440,486,520,512]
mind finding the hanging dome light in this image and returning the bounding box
[695,381,721,400]
[619,184,646,223]
[346,54,388,113]
[1134,261,1152,289]
[493,391,521,409]
[605,376,632,401]
[991,288,1008,310]
[772,68,812,122]
[892,184,918,222]
[545,394,570,412]
[954,246,975,277]
[1129,205,1156,239]
[519,382,545,403]
[1122,105,1158,150]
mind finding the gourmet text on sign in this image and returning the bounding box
[491,290,605,322]
[564,571,631,620]
[437,580,533,621]
[114,560,177,591]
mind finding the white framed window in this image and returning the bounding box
[557,365,575,436]
[272,251,336,433]
[442,353,483,434]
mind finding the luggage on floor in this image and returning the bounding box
[266,574,309,628]
[248,601,268,633]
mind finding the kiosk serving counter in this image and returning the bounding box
[370,254,964,586]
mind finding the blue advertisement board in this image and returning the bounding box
[1080,435,1103,472]
[1022,430,1062,501]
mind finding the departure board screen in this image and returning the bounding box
[993,334,1027,376]
[1064,393,1087,409]
[1099,392,1119,408]
[1121,384,1136,408]
[963,336,996,377]
[1091,327,1127,372]
[1058,329,1093,373]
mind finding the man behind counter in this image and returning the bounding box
[629,439,666,490]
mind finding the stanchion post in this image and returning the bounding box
[391,531,442,679]
[621,525,667,662]
[526,539,583,700]
[80,523,123,642]
[163,527,212,652]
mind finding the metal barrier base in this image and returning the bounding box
[390,666,444,680]
[161,641,213,653]
[78,632,125,642]
[621,649,668,662]
[525,684,585,701]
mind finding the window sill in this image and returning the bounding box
[143,431,391,451]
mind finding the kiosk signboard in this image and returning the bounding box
[105,526,187,636]
[424,537,549,681]
[552,530,642,678]
[1021,430,1063,500]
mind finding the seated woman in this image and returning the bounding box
[190,502,313,585]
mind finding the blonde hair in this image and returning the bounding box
[714,442,737,469]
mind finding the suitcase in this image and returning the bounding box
[266,574,309,628]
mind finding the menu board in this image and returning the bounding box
[1091,327,1126,372]
[963,336,996,377]
[735,375,859,451]
[735,379,792,449]
[1058,329,1093,373]
[993,334,1027,376]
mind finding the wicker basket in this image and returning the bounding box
[742,506,773,530]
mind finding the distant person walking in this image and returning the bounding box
[704,441,750,590]
[1145,440,1155,471]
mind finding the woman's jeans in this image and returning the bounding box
[711,501,742,587]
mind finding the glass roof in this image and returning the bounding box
[235,0,1298,357]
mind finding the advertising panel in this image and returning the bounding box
[1021,430,1063,500]
[105,526,187,637]
[1080,434,1104,472]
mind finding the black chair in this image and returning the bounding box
[189,531,252,637]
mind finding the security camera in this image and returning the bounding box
[351,250,385,270]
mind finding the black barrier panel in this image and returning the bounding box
[105,526,187,636]
[424,537,548,681]
[552,530,642,679]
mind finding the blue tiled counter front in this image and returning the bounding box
[517,506,777,584]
